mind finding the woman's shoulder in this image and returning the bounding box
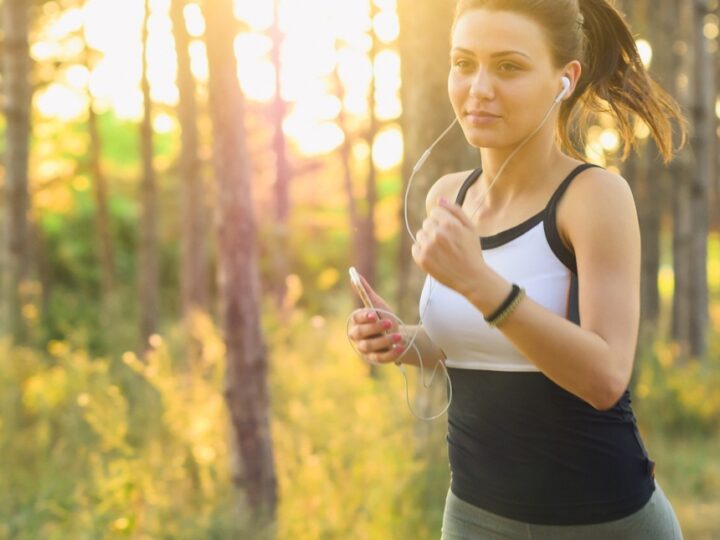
[557,164,637,254]
[425,168,478,215]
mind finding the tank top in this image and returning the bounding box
[419,163,656,525]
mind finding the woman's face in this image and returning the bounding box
[448,9,565,149]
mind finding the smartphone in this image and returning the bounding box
[349,267,396,360]
[348,266,376,313]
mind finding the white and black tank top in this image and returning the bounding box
[419,163,656,525]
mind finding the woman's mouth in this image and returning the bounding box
[465,110,501,125]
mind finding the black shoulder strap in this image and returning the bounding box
[454,168,483,205]
[543,162,602,274]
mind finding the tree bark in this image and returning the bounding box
[203,0,277,524]
[82,34,117,336]
[1,0,32,343]
[621,0,666,344]
[396,0,478,443]
[688,0,712,357]
[396,0,477,320]
[672,0,711,361]
[269,0,291,310]
[138,0,159,350]
[170,0,209,344]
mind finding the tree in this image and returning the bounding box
[138,0,159,350]
[1,0,32,343]
[82,17,117,337]
[396,0,477,318]
[203,0,277,525]
[672,0,712,360]
[170,0,209,346]
[619,0,670,342]
[396,0,477,437]
[268,0,291,309]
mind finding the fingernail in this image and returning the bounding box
[382,320,392,329]
[394,345,405,353]
[368,312,377,321]
[438,196,448,206]
[391,333,402,342]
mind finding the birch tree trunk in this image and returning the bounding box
[204,0,277,525]
[1,0,31,343]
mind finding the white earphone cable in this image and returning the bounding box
[348,79,569,421]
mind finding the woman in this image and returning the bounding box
[348,0,686,538]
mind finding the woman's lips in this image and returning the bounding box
[465,111,501,125]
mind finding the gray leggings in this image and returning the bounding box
[441,481,684,539]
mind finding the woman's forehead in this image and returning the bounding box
[451,9,549,60]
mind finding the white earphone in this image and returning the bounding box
[555,76,571,103]
[347,75,574,421]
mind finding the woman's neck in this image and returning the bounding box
[475,129,567,209]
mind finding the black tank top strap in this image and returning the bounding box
[454,167,483,206]
[543,162,602,274]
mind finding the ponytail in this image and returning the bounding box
[559,0,687,163]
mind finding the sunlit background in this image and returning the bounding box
[38,1,718,173]
[33,0,405,167]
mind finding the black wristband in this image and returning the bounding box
[484,284,521,324]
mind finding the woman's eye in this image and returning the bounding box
[453,59,472,70]
[498,63,519,72]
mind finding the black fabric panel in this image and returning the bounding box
[455,163,601,252]
[543,163,601,273]
[567,271,581,325]
[446,368,656,525]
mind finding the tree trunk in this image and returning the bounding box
[139,0,160,351]
[269,0,291,310]
[1,0,31,343]
[83,36,117,337]
[396,0,478,444]
[203,0,277,524]
[688,0,712,357]
[672,0,711,361]
[396,0,477,320]
[671,0,693,360]
[359,0,380,307]
[170,0,209,353]
[621,0,666,345]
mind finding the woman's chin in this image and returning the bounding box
[462,131,503,149]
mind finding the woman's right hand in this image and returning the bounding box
[348,273,406,365]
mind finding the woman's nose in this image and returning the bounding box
[469,69,494,99]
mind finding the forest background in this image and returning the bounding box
[1,0,719,538]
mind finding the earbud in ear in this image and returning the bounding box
[555,76,571,103]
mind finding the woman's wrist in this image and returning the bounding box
[458,266,514,318]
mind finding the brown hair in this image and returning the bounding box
[452,0,687,163]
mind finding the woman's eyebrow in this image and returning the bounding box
[451,47,531,60]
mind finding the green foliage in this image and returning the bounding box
[2,291,720,538]
[0,314,251,539]
[266,298,449,539]
[634,335,720,436]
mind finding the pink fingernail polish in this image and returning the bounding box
[382,320,392,329]
[391,333,402,342]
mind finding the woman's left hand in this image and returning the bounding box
[411,196,487,294]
